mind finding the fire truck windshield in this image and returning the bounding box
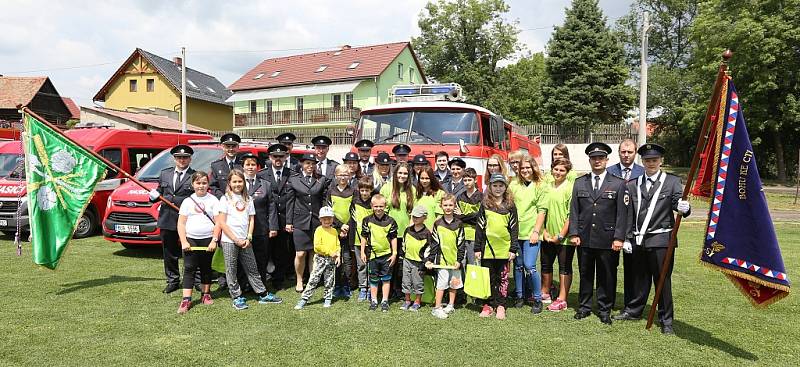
[0,153,25,180]
[359,110,479,145]
[136,147,224,182]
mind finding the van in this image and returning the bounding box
[0,128,211,238]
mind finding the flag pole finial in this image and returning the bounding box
[722,49,733,61]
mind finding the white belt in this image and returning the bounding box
[633,228,672,236]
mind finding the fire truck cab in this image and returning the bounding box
[353,83,541,184]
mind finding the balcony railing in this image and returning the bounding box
[235,107,361,127]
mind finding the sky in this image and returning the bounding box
[1,0,633,107]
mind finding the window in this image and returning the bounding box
[100,148,122,179]
[187,79,197,89]
[348,62,360,69]
[266,100,273,114]
[332,94,341,109]
[271,70,281,77]
[398,63,404,79]
[333,51,342,56]
[129,148,163,173]
[206,86,215,93]
[129,79,137,92]
[409,68,415,84]
[345,93,353,109]
[296,97,304,111]
[146,79,154,92]
[254,73,265,80]
[316,65,328,72]
[250,100,257,113]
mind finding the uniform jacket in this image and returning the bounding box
[607,163,644,182]
[288,156,301,173]
[567,172,628,249]
[258,165,292,228]
[317,158,340,179]
[246,176,279,236]
[359,161,375,176]
[209,157,242,198]
[285,172,331,231]
[443,178,466,198]
[152,167,196,231]
[625,172,689,248]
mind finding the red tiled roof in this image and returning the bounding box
[0,76,48,109]
[229,42,426,91]
[82,106,208,133]
[61,97,80,119]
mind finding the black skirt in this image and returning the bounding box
[293,229,314,252]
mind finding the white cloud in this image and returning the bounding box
[1,0,631,107]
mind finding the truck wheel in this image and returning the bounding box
[73,210,97,239]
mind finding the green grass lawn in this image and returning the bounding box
[1,223,798,366]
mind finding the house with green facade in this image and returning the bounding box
[227,42,426,142]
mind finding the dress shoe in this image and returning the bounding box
[599,314,613,325]
[574,310,591,320]
[613,311,641,321]
[661,325,675,335]
[163,283,180,294]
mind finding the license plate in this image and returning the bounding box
[115,224,140,233]
[0,220,6,226]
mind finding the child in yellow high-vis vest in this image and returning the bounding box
[350,177,375,302]
[360,194,398,312]
[327,165,355,299]
[400,205,431,311]
[426,194,466,319]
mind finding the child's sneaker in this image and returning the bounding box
[531,300,543,314]
[409,303,422,312]
[342,285,352,299]
[232,297,248,310]
[400,301,412,311]
[541,293,553,304]
[496,305,507,320]
[323,299,332,308]
[380,301,389,312]
[548,299,567,312]
[177,299,191,314]
[258,293,283,304]
[431,307,448,319]
[294,299,307,310]
[443,304,455,314]
[201,293,213,305]
[479,304,494,318]
[358,288,368,302]
[369,301,378,311]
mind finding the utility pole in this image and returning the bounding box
[181,47,187,133]
[637,11,650,157]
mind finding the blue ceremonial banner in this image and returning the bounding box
[700,78,790,306]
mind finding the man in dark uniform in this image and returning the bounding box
[614,143,690,335]
[392,143,411,165]
[411,154,429,186]
[373,152,392,193]
[568,142,628,325]
[312,135,339,179]
[209,133,242,198]
[355,139,375,176]
[607,138,645,313]
[342,152,361,188]
[258,143,294,289]
[445,158,466,197]
[148,145,196,293]
[277,132,300,172]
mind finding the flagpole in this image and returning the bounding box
[644,50,733,330]
[18,105,180,211]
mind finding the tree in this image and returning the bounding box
[485,53,546,125]
[413,0,521,106]
[691,0,800,182]
[542,0,634,139]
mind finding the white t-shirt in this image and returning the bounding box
[178,193,219,239]
[215,193,255,243]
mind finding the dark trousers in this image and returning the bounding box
[160,229,182,285]
[182,238,214,289]
[541,241,576,275]
[484,259,510,308]
[627,247,674,325]
[251,234,270,287]
[335,234,353,290]
[269,230,293,283]
[577,247,619,316]
[622,250,636,309]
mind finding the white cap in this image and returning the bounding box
[319,206,335,218]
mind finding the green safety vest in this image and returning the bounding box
[403,230,427,262]
[331,195,352,224]
[368,222,392,258]
[353,203,373,245]
[484,210,511,259]
[436,225,459,266]
[458,200,481,241]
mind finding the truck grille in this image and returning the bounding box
[0,201,20,213]
[107,212,156,224]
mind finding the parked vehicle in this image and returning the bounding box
[102,142,311,247]
[0,128,211,238]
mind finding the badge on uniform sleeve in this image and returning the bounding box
[624,193,630,205]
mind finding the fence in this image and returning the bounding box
[234,107,361,127]
[520,123,635,144]
[212,127,353,145]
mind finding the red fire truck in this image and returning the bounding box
[353,83,541,184]
[0,128,210,238]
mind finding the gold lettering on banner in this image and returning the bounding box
[738,150,753,200]
[705,241,725,257]
[748,281,761,299]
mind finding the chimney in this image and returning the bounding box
[173,57,182,66]
[340,45,351,51]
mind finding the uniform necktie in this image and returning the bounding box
[228,161,234,171]
[623,167,631,180]
[174,171,183,191]
[307,175,312,185]
[247,178,254,190]
[276,170,281,181]
[647,178,655,192]
[593,175,600,193]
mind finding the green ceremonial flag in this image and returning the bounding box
[22,113,107,269]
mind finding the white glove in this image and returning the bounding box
[622,240,633,254]
[148,189,160,201]
[677,199,690,214]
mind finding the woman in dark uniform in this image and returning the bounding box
[285,153,330,292]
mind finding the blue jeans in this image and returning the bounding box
[515,240,542,301]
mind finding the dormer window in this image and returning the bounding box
[253,73,265,79]
[333,51,342,56]
[316,65,328,72]
[348,62,360,69]
[271,70,281,77]
[187,79,197,89]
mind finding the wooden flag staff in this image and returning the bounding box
[18,105,179,211]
